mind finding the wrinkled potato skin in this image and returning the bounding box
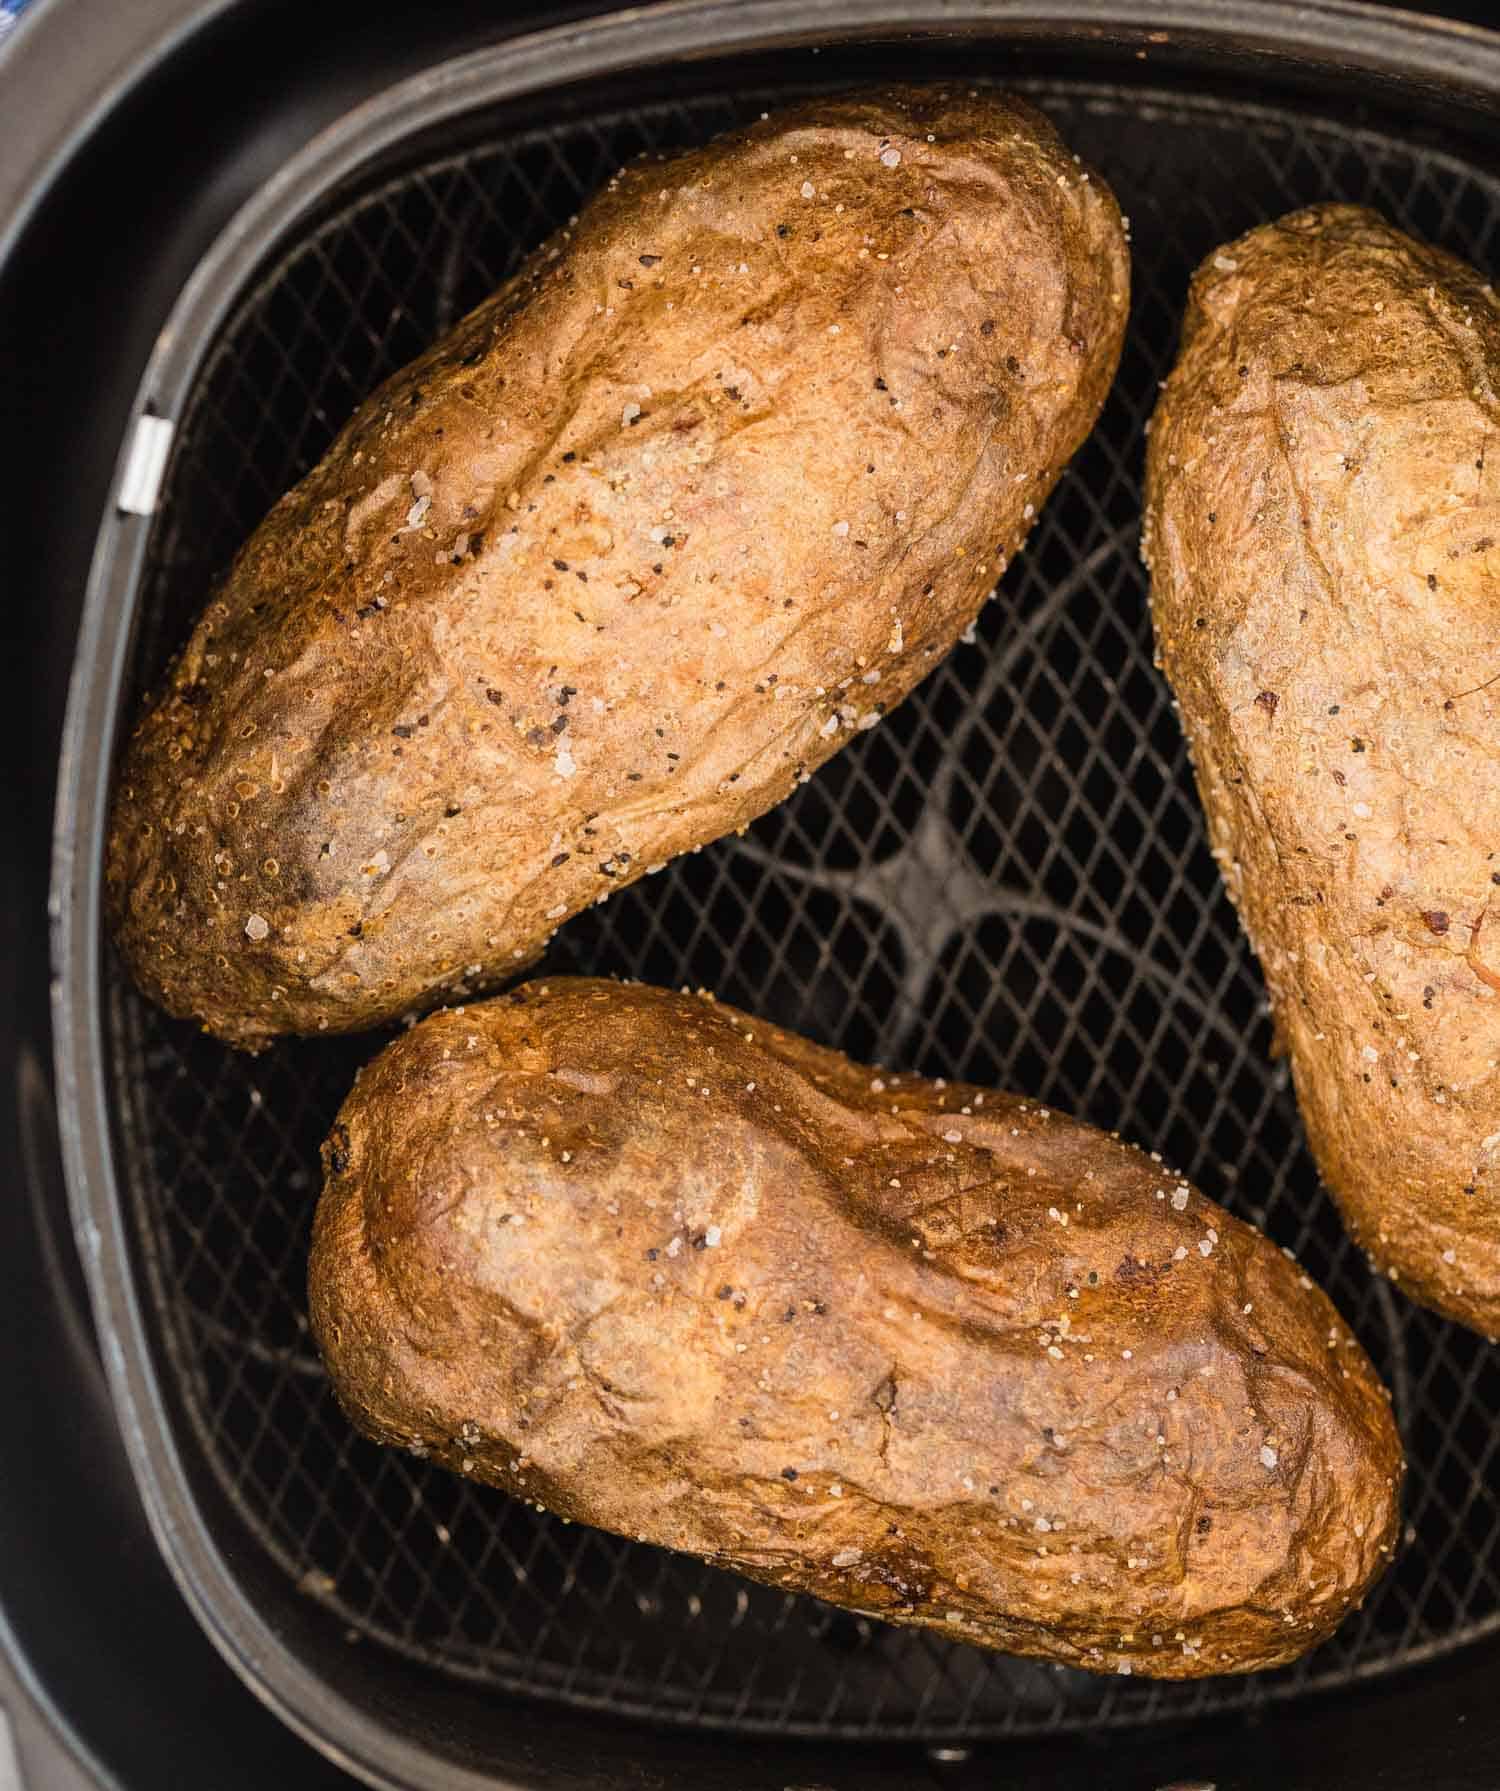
[107,86,1127,1049]
[308,979,1401,1678]
[1145,205,1500,1334]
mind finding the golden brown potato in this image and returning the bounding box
[1145,204,1500,1334]
[308,978,1401,1678]
[106,86,1127,1050]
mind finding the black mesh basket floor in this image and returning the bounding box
[107,76,1500,1741]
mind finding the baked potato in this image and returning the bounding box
[308,978,1402,1678]
[1145,203,1500,1334]
[107,85,1127,1050]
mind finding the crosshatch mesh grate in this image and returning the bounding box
[106,78,1500,1738]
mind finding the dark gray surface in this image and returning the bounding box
[8,2,1500,1789]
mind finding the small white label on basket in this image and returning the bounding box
[117,413,175,516]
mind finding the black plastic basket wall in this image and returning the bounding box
[108,77,1500,1739]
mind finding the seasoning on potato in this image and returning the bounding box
[308,978,1402,1678]
[106,85,1128,1050]
[1144,203,1500,1335]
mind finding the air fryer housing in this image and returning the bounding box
[7,4,1500,1790]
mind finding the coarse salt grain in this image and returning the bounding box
[1260,1445,1279,1469]
[244,913,269,942]
[880,147,902,167]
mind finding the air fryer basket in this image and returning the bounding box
[57,5,1500,1785]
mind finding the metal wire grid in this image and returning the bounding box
[107,78,1500,1739]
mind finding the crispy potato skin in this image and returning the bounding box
[107,86,1127,1049]
[1145,204,1500,1334]
[308,978,1401,1678]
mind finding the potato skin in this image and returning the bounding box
[106,86,1127,1049]
[1145,205,1500,1334]
[308,978,1400,1678]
